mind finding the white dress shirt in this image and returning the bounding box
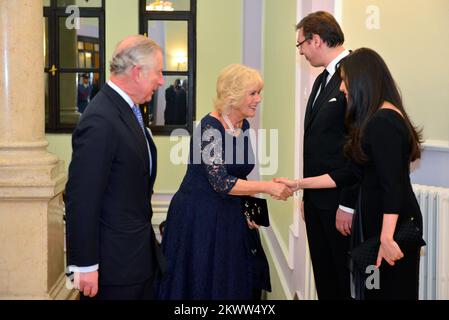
[313,49,350,105]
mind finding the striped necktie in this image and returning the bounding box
[132,104,145,130]
[131,104,152,174]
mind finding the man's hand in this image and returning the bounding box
[335,208,353,236]
[77,271,99,298]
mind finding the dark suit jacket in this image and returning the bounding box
[164,85,177,124]
[65,84,164,286]
[303,71,357,210]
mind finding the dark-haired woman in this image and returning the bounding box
[276,48,425,299]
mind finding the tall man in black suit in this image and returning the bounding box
[65,35,165,300]
[296,11,356,299]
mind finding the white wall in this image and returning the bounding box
[340,0,449,142]
[412,141,449,188]
[340,0,449,188]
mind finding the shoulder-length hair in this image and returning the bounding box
[339,48,423,163]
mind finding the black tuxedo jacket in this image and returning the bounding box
[303,71,357,210]
[65,84,164,286]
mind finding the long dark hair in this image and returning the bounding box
[339,48,423,163]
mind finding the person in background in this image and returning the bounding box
[164,78,180,125]
[77,73,93,113]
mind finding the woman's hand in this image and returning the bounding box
[273,178,299,191]
[266,181,293,201]
[376,214,403,267]
[246,219,260,230]
[274,175,336,190]
[376,238,404,267]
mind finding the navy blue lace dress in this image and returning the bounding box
[156,114,271,300]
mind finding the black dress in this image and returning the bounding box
[156,114,271,300]
[329,109,424,300]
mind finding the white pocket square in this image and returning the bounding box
[328,98,337,102]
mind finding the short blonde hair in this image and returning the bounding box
[214,64,263,114]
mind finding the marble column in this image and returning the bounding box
[0,0,73,299]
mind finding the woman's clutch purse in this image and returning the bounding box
[241,196,270,227]
[351,216,426,272]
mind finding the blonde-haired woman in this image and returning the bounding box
[156,64,292,300]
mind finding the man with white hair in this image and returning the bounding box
[65,35,165,300]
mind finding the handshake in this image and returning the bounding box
[267,178,302,201]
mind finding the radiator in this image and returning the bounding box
[414,184,449,300]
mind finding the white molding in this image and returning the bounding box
[241,0,263,181]
[334,0,343,24]
[270,222,292,270]
[260,227,294,300]
[241,0,244,59]
[411,140,449,188]
[423,140,449,152]
[49,273,79,300]
[1,273,77,300]
[294,290,305,300]
[151,192,174,241]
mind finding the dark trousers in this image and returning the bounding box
[80,275,156,300]
[304,201,351,300]
[364,246,421,300]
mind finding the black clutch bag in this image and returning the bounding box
[351,216,426,272]
[241,196,270,227]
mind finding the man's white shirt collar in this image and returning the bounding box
[326,49,350,78]
[107,80,135,109]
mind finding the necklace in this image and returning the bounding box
[222,114,241,137]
